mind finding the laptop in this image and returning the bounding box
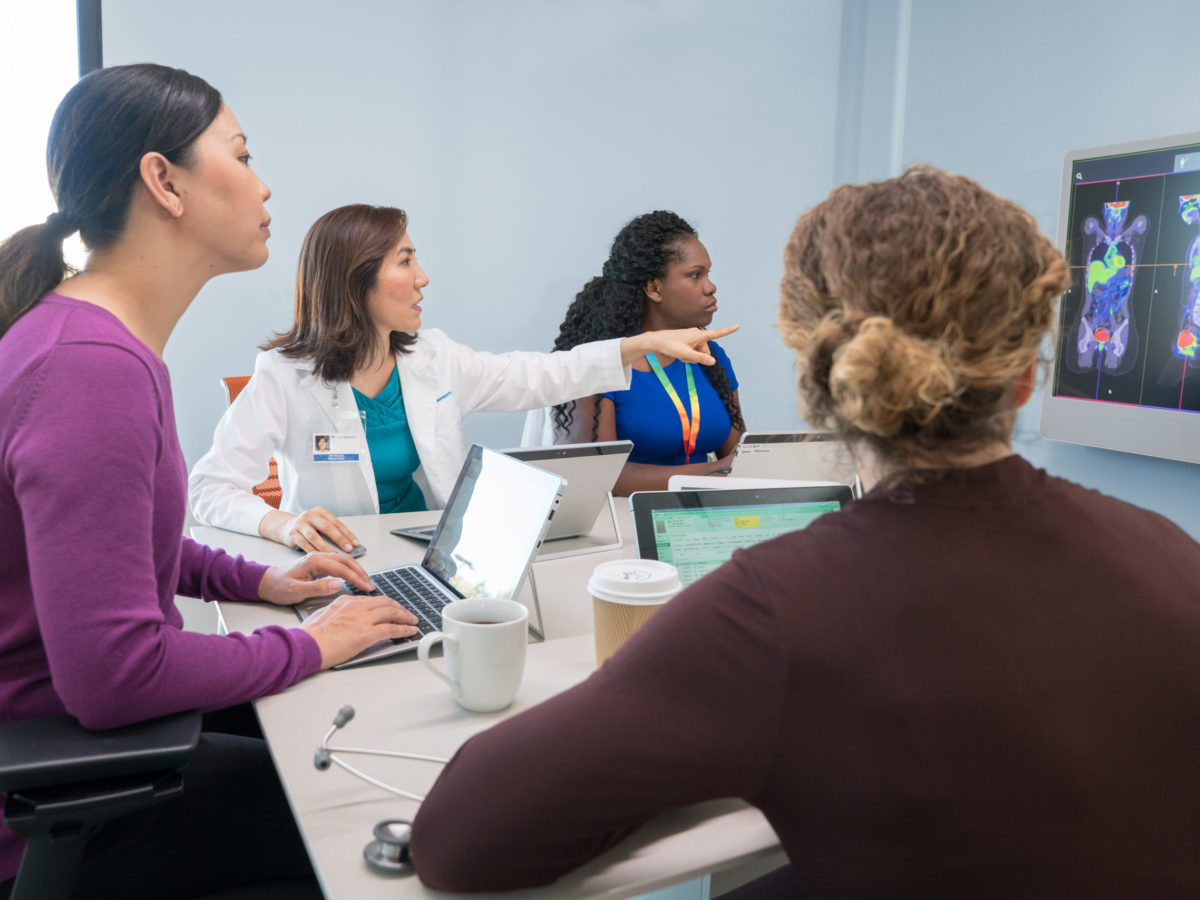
[629,484,853,588]
[730,431,862,496]
[667,474,847,491]
[295,444,563,667]
[392,440,632,543]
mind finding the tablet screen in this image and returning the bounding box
[630,485,852,588]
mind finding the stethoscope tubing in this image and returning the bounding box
[316,708,450,804]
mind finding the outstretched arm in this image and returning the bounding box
[438,325,738,417]
[618,325,738,368]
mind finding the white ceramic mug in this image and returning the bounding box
[418,598,529,712]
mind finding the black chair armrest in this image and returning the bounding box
[0,710,201,793]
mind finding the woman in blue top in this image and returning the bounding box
[551,211,745,495]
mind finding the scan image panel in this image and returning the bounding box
[1138,170,1200,412]
[1173,194,1200,362]
[1072,199,1148,376]
[1056,176,1163,406]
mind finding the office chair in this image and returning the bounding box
[220,376,283,509]
[0,711,201,899]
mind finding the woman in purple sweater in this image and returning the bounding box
[0,64,418,897]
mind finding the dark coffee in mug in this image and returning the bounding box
[420,598,529,712]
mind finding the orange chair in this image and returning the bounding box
[220,376,283,509]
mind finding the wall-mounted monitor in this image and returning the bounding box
[1040,130,1200,464]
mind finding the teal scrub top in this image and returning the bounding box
[352,366,426,513]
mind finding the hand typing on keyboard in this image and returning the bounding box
[258,552,375,605]
[298,593,420,670]
[343,569,445,636]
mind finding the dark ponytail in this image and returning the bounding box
[0,63,222,337]
[551,210,744,437]
[0,215,79,336]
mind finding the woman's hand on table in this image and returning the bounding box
[299,594,421,669]
[619,324,739,367]
[259,506,359,554]
[258,552,374,605]
[703,452,736,476]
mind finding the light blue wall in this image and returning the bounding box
[102,0,843,472]
[894,0,1200,538]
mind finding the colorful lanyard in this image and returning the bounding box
[646,353,699,460]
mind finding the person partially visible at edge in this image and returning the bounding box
[410,166,1200,897]
[188,203,736,553]
[548,211,744,495]
[0,64,418,898]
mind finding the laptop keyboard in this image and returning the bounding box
[296,565,451,644]
[346,567,447,634]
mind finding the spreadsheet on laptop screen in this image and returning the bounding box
[649,500,841,587]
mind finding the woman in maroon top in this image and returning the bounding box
[412,167,1200,897]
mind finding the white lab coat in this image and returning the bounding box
[188,329,630,536]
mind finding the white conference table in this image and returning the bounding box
[193,510,784,899]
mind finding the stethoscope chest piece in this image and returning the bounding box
[364,818,415,875]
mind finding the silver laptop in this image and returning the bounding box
[730,431,861,496]
[501,441,632,539]
[629,484,853,588]
[393,440,632,543]
[296,444,563,667]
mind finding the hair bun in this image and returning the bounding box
[827,316,959,438]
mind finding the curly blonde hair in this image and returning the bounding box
[779,165,1069,476]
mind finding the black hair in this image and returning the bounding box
[0,63,223,337]
[551,210,744,437]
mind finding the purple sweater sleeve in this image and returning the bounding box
[176,536,268,602]
[410,551,785,891]
[9,341,320,729]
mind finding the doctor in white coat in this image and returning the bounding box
[189,204,734,553]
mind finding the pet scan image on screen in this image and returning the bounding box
[1052,141,1200,412]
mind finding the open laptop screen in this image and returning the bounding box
[630,485,852,588]
[423,445,563,601]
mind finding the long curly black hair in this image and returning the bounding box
[551,210,744,439]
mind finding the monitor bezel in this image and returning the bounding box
[502,440,634,461]
[1038,129,1200,465]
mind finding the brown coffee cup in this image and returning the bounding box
[589,560,681,665]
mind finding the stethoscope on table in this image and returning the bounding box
[313,705,449,875]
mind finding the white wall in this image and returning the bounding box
[102,0,843,474]
[890,0,1200,538]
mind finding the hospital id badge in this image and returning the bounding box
[313,432,361,462]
